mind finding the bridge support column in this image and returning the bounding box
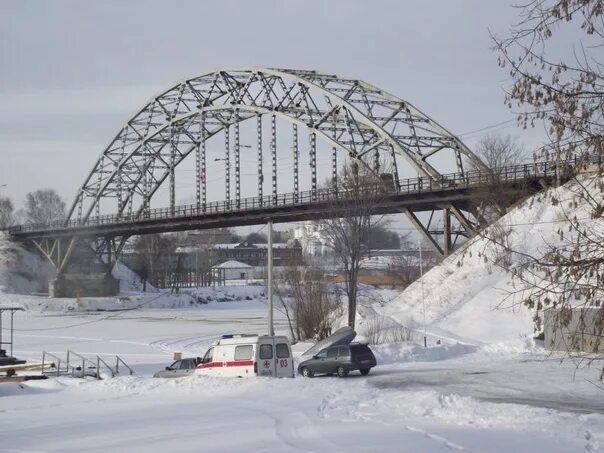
[31,238,119,298]
[404,209,444,256]
[49,273,119,298]
[449,205,477,238]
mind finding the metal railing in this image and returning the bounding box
[41,350,134,379]
[9,154,602,236]
[41,351,69,377]
[116,355,134,376]
[66,350,98,378]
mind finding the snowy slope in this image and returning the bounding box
[0,231,54,295]
[380,172,604,345]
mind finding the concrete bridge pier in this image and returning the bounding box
[49,273,119,298]
[31,237,120,298]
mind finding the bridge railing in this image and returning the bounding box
[8,154,601,235]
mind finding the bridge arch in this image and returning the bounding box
[68,68,486,222]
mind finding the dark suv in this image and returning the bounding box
[297,343,377,377]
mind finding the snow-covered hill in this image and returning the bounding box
[379,172,604,345]
[0,231,54,295]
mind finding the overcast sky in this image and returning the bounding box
[0,1,549,212]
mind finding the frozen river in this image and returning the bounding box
[1,299,604,452]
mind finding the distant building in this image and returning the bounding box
[293,221,331,256]
[211,240,303,267]
[212,260,253,281]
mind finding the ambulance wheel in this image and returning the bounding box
[337,366,348,378]
[301,367,313,378]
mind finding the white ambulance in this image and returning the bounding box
[195,334,295,378]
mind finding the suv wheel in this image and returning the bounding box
[301,367,313,378]
[336,366,348,378]
[360,368,370,376]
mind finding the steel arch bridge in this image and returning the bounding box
[69,67,487,223]
[14,67,532,297]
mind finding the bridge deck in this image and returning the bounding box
[8,157,579,240]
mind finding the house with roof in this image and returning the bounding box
[211,260,253,281]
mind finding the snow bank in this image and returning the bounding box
[381,173,604,345]
[112,261,157,293]
[372,342,478,365]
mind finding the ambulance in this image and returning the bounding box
[195,334,295,378]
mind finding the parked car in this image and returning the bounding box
[153,357,200,378]
[297,342,377,378]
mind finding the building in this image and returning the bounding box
[211,260,253,281]
[293,221,331,256]
[211,240,303,267]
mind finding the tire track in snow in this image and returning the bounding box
[405,426,467,452]
[317,387,469,452]
[239,399,340,452]
[148,334,219,354]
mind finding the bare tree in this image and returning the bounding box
[320,161,387,330]
[0,197,15,229]
[286,266,340,341]
[492,0,603,159]
[473,134,525,172]
[131,234,176,291]
[23,189,66,225]
[271,262,341,342]
[483,0,604,378]
[468,134,528,219]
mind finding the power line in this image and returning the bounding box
[457,119,517,138]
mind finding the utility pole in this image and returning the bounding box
[267,220,274,336]
[419,237,427,348]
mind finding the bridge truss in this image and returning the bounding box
[16,68,500,281]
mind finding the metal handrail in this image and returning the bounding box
[116,355,134,376]
[66,349,97,378]
[96,356,115,379]
[42,350,134,379]
[9,154,601,235]
[42,350,68,377]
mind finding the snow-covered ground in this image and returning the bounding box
[1,303,603,452]
[2,174,604,451]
